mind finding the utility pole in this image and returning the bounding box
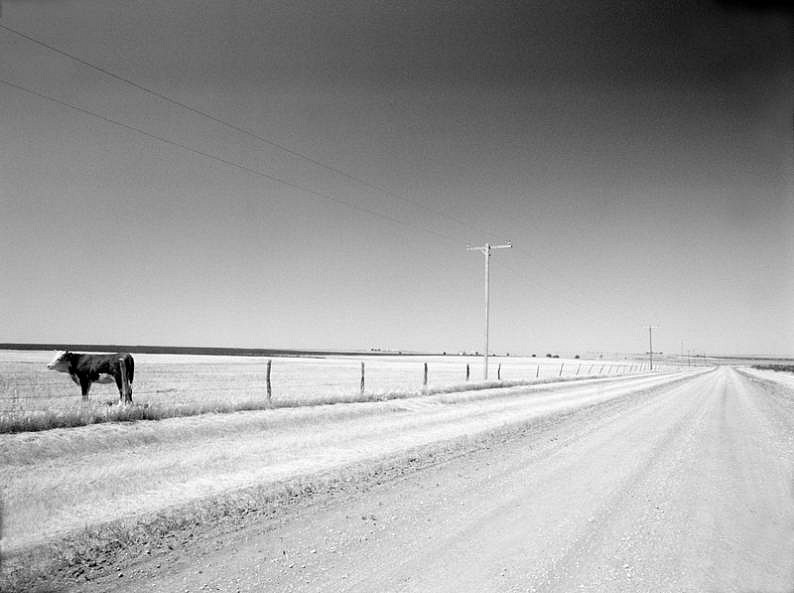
[467,241,512,380]
[645,325,659,371]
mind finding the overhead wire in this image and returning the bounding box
[1,73,643,349]
[0,23,645,335]
[0,77,458,244]
[0,23,473,232]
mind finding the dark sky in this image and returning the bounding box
[1,1,792,355]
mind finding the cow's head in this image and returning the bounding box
[47,351,72,372]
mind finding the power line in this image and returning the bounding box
[3,70,648,352]
[0,23,473,232]
[0,24,656,345]
[0,77,459,244]
[1,75,587,319]
[0,23,638,324]
[1,78,641,352]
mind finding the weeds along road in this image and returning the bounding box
[51,366,793,593]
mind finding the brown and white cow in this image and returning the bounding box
[47,351,134,400]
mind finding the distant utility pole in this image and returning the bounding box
[467,241,512,380]
[645,325,659,370]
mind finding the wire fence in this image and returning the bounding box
[0,350,696,415]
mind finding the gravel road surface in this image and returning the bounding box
[32,367,794,591]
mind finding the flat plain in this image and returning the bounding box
[0,350,647,432]
[5,352,781,593]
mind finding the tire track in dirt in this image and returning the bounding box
[538,367,794,592]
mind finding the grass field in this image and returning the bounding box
[0,350,649,432]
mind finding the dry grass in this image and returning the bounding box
[0,375,625,433]
[0,351,648,433]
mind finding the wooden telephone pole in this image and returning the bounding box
[646,325,659,370]
[467,241,512,380]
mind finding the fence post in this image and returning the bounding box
[118,357,131,404]
[588,364,594,374]
[423,362,428,389]
[497,363,502,380]
[559,362,564,376]
[536,364,540,378]
[360,361,365,395]
[266,359,272,403]
[576,363,581,375]
[466,364,470,381]
[599,364,605,374]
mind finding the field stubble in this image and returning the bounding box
[0,351,646,432]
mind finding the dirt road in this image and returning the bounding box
[64,366,793,593]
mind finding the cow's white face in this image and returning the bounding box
[47,351,71,372]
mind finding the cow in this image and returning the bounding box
[47,351,134,400]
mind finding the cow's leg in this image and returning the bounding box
[117,360,132,404]
[126,358,134,400]
[115,373,124,402]
[80,377,91,401]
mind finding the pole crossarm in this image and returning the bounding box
[467,241,512,380]
[466,242,513,254]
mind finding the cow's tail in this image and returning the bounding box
[126,354,135,386]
